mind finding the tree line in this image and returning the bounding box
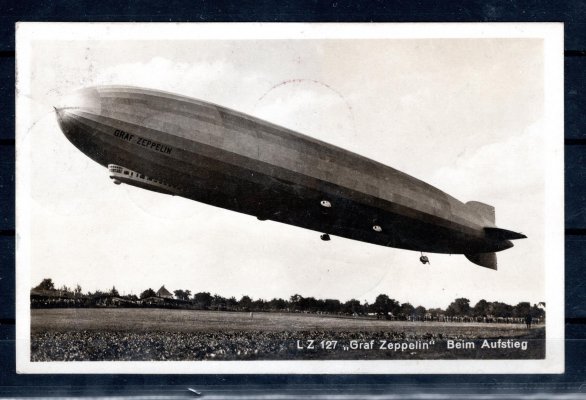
[31,278,545,319]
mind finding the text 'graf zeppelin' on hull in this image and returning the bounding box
[54,86,526,270]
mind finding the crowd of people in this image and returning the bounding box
[31,279,546,326]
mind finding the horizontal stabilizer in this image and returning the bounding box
[465,252,497,270]
[484,227,527,241]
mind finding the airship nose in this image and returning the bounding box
[53,106,65,120]
[54,87,106,163]
[54,87,103,137]
[55,87,102,115]
[54,105,79,140]
[54,105,71,133]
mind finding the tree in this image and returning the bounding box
[88,289,106,298]
[373,294,390,314]
[400,302,415,319]
[74,284,83,297]
[414,306,427,318]
[110,286,119,297]
[489,301,513,318]
[373,294,399,317]
[34,278,55,291]
[531,303,546,320]
[140,288,156,299]
[299,296,318,312]
[239,295,252,311]
[211,294,226,309]
[446,298,471,317]
[472,299,490,317]
[174,289,191,301]
[513,302,532,318]
[269,298,287,311]
[289,294,303,311]
[226,296,238,310]
[252,298,267,311]
[193,292,213,309]
[342,299,362,315]
[324,299,341,314]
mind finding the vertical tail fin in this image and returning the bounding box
[465,201,497,270]
[466,201,495,226]
[464,201,525,270]
[465,252,497,270]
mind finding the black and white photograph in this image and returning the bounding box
[15,23,564,374]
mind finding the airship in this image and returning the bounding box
[55,86,526,270]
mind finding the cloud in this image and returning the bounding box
[252,80,358,146]
[429,120,544,204]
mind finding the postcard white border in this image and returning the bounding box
[15,22,564,374]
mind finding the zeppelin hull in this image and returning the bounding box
[55,86,523,259]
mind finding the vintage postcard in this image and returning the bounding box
[15,23,564,374]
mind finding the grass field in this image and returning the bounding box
[31,308,545,361]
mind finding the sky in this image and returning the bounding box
[19,32,548,309]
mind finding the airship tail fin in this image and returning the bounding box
[465,252,497,270]
[466,202,527,240]
[466,201,495,225]
[484,227,527,241]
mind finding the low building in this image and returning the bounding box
[156,285,173,299]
